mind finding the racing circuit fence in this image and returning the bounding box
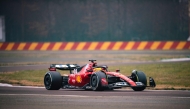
[0,41,190,51]
[0,0,189,42]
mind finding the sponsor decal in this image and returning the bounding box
[72,79,75,83]
[135,82,144,86]
[115,82,127,86]
[76,75,82,83]
[73,69,78,74]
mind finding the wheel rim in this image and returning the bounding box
[91,75,98,88]
[131,73,138,82]
[44,74,51,87]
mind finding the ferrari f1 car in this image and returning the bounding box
[44,60,156,91]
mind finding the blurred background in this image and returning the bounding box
[0,0,189,42]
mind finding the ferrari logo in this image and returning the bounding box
[76,75,82,83]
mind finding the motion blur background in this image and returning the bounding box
[0,0,189,42]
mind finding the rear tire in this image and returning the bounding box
[90,71,108,91]
[131,71,147,91]
[44,71,62,90]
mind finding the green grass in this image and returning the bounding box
[0,70,46,86]
[109,62,190,89]
[0,61,190,90]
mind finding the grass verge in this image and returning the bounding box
[0,61,190,90]
[108,61,190,90]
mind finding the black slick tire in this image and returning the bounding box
[131,71,147,91]
[44,71,62,90]
[90,71,108,91]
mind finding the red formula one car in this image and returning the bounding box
[44,60,156,91]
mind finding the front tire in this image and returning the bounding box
[131,71,147,91]
[90,71,108,91]
[44,71,62,90]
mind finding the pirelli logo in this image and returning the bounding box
[0,41,190,51]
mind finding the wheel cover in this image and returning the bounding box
[91,75,98,89]
[44,74,52,88]
[131,73,138,82]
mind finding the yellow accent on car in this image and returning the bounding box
[76,75,82,83]
[93,68,102,72]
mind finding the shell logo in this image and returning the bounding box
[76,75,82,83]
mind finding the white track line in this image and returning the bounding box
[0,94,91,97]
[0,94,190,99]
[1,83,190,92]
[0,83,44,88]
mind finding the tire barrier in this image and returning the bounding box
[0,41,190,51]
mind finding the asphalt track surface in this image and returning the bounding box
[0,50,190,109]
[0,86,190,109]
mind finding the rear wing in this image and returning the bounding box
[49,64,80,71]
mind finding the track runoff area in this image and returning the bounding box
[0,85,190,109]
[0,47,190,109]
